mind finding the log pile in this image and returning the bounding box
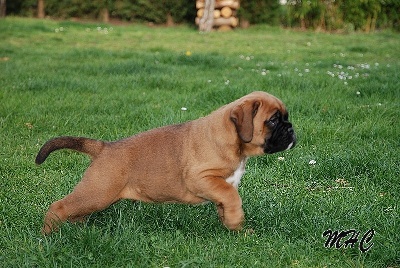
[196,0,240,31]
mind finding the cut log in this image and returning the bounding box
[220,6,232,18]
[218,25,232,31]
[198,8,220,19]
[213,17,238,27]
[214,9,221,19]
[197,0,239,30]
[196,1,204,9]
[197,8,204,18]
[215,0,239,9]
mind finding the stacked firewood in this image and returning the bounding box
[196,0,240,31]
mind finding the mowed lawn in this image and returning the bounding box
[0,17,399,267]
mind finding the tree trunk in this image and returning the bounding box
[199,0,215,32]
[300,16,306,30]
[371,12,377,32]
[37,0,45,18]
[0,0,6,18]
[100,8,109,23]
[240,19,250,29]
[317,11,325,32]
[166,12,174,27]
[0,0,7,18]
[365,15,371,33]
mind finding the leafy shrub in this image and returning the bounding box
[5,0,400,31]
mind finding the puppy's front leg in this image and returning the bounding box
[194,177,244,231]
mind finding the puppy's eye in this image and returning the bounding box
[266,116,279,127]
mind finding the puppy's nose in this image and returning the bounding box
[288,127,294,135]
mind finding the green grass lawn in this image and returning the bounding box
[0,17,399,267]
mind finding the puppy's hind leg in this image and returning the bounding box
[42,168,126,235]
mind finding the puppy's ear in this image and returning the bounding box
[230,100,260,143]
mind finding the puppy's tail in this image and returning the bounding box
[35,136,105,165]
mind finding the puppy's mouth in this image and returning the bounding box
[285,140,296,150]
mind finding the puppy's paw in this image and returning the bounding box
[222,207,244,231]
[41,222,59,235]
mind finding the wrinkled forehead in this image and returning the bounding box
[260,94,287,115]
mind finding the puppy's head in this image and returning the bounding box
[230,91,296,156]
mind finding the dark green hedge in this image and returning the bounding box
[6,0,195,24]
[5,0,400,31]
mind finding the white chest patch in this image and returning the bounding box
[225,158,247,189]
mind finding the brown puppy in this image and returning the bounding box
[36,91,296,234]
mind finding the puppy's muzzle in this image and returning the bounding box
[285,126,296,150]
[264,123,296,154]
